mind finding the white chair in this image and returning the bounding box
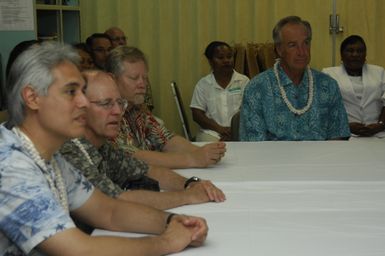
[170,81,194,141]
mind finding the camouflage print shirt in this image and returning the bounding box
[60,137,149,198]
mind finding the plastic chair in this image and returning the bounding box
[170,81,194,141]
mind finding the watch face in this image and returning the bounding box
[191,177,200,181]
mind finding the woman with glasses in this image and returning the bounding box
[323,35,385,137]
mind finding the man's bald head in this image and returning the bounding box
[105,27,127,48]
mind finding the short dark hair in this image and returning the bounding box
[85,33,111,48]
[73,42,92,55]
[204,41,232,60]
[6,40,40,79]
[340,35,366,55]
[272,16,312,45]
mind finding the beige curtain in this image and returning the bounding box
[80,0,385,137]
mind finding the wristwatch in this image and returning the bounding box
[378,120,385,129]
[184,176,201,189]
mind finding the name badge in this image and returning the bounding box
[228,87,241,93]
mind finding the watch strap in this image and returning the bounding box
[184,176,201,189]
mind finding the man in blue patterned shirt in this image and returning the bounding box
[240,16,350,141]
[0,42,207,255]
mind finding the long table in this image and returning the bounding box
[93,140,385,255]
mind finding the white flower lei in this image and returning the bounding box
[273,60,314,115]
[13,127,69,212]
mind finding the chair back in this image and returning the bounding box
[230,110,240,141]
[170,81,193,141]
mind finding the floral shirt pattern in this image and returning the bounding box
[112,105,174,154]
[0,125,93,255]
[239,66,351,141]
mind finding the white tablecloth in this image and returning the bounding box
[93,140,385,255]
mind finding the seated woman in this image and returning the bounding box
[322,35,385,137]
[190,41,249,141]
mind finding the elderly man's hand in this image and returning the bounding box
[186,180,226,203]
[190,142,226,167]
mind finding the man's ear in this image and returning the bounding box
[275,44,282,58]
[107,72,115,80]
[21,85,40,110]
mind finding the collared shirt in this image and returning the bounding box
[0,125,93,255]
[111,105,174,154]
[60,138,149,198]
[190,70,250,127]
[239,66,351,141]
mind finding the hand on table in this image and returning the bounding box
[187,180,226,203]
[190,142,226,167]
[161,214,208,252]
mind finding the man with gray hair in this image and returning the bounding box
[240,15,350,141]
[106,46,227,169]
[0,42,208,255]
[60,70,225,210]
[104,26,155,110]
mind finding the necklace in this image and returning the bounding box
[12,127,69,212]
[72,138,94,165]
[273,60,314,115]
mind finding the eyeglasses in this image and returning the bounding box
[90,98,128,111]
[111,36,127,42]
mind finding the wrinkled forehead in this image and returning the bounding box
[86,73,120,98]
[51,60,84,84]
[280,23,310,42]
[121,59,148,74]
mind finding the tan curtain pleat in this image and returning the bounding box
[233,44,246,75]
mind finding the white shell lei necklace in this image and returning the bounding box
[12,127,69,212]
[273,60,314,115]
[72,138,94,165]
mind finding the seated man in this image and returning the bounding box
[85,33,112,70]
[104,26,155,110]
[106,46,227,169]
[239,16,350,141]
[0,42,207,255]
[104,26,127,48]
[60,70,225,210]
